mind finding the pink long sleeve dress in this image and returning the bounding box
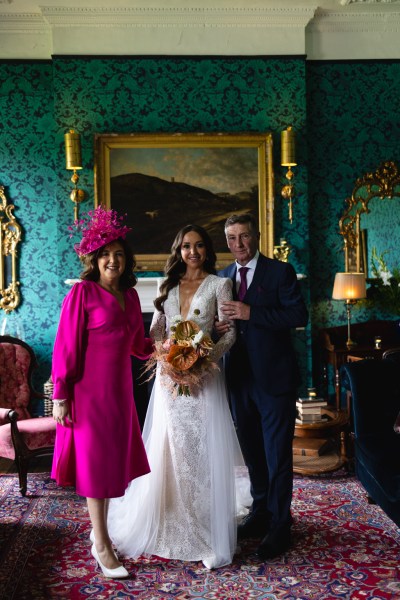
[51,280,152,499]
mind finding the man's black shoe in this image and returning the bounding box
[237,511,270,541]
[256,528,291,560]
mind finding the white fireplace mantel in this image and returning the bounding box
[66,273,305,314]
[65,277,163,313]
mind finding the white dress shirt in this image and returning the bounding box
[235,250,259,296]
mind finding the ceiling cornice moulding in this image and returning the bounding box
[1,2,400,59]
[40,6,314,28]
[0,13,46,30]
[341,0,400,4]
[306,5,400,58]
[309,7,400,32]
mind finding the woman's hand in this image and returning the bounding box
[214,317,232,338]
[53,400,69,426]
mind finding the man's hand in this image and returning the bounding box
[221,300,250,321]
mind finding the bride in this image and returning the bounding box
[108,224,249,570]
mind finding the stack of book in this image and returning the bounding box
[295,395,328,425]
[292,436,332,457]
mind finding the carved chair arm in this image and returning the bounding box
[0,407,14,425]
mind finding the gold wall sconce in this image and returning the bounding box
[332,272,366,348]
[281,126,297,224]
[65,129,86,221]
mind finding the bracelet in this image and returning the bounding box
[53,399,67,406]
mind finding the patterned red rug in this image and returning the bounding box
[0,472,399,599]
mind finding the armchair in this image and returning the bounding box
[341,358,400,527]
[0,335,56,495]
[382,347,400,365]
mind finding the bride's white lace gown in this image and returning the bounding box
[108,275,249,568]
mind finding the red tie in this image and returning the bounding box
[238,267,249,301]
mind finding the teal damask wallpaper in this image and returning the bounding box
[307,61,400,385]
[0,61,58,394]
[0,56,399,405]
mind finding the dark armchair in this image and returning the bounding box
[382,347,400,365]
[341,358,400,527]
[0,335,56,495]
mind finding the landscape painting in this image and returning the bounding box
[95,133,274,271]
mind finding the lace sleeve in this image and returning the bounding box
[210,278,236,363]
[149,309,166,342]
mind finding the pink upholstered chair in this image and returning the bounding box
[0,335,56,495]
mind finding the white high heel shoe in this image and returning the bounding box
[202,557,218,570]
[202,556,228,570]
[91,543,129,579]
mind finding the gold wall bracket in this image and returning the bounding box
[65,129,86,221]
[69,170,86,222]
[281,167,295,224]
[281,126,297,224]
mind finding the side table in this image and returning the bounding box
[293,408,349,475]
[320,344,389,408]
[319,320,399,408]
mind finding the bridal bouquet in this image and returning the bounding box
[148,314,218,397]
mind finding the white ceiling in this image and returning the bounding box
[1,0,400,59]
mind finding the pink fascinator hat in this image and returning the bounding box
[69,206,132,257]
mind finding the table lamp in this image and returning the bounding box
[332,272,366,348]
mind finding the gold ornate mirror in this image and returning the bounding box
[0,186,21,312]
[339,161,400,274]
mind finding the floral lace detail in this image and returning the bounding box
[150,275,235,364]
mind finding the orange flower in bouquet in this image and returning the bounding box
[146,315,218,397]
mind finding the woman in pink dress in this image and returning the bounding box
[51,207,152,579]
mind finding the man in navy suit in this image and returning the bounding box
[218,213,308,559]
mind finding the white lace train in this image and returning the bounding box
[108,369,250,567]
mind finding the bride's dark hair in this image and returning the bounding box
[154,224,217,312]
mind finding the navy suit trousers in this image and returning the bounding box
[229,379,296,531]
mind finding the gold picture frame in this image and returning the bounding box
[95,132,274,271]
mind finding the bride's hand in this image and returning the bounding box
[214,317,231,338]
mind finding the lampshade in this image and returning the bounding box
[65,129,82,170]
[332,272,366,301]
[281,126,296,167]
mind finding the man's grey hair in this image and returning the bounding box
[224,213,258,234]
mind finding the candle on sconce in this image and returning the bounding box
[374,335,382,349]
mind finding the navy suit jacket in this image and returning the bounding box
[219,254,308,396]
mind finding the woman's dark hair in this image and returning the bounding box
[154,224,216,312]
[80,237,137,290]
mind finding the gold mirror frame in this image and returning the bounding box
[339,160,400,272]
[0,186,21,312]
